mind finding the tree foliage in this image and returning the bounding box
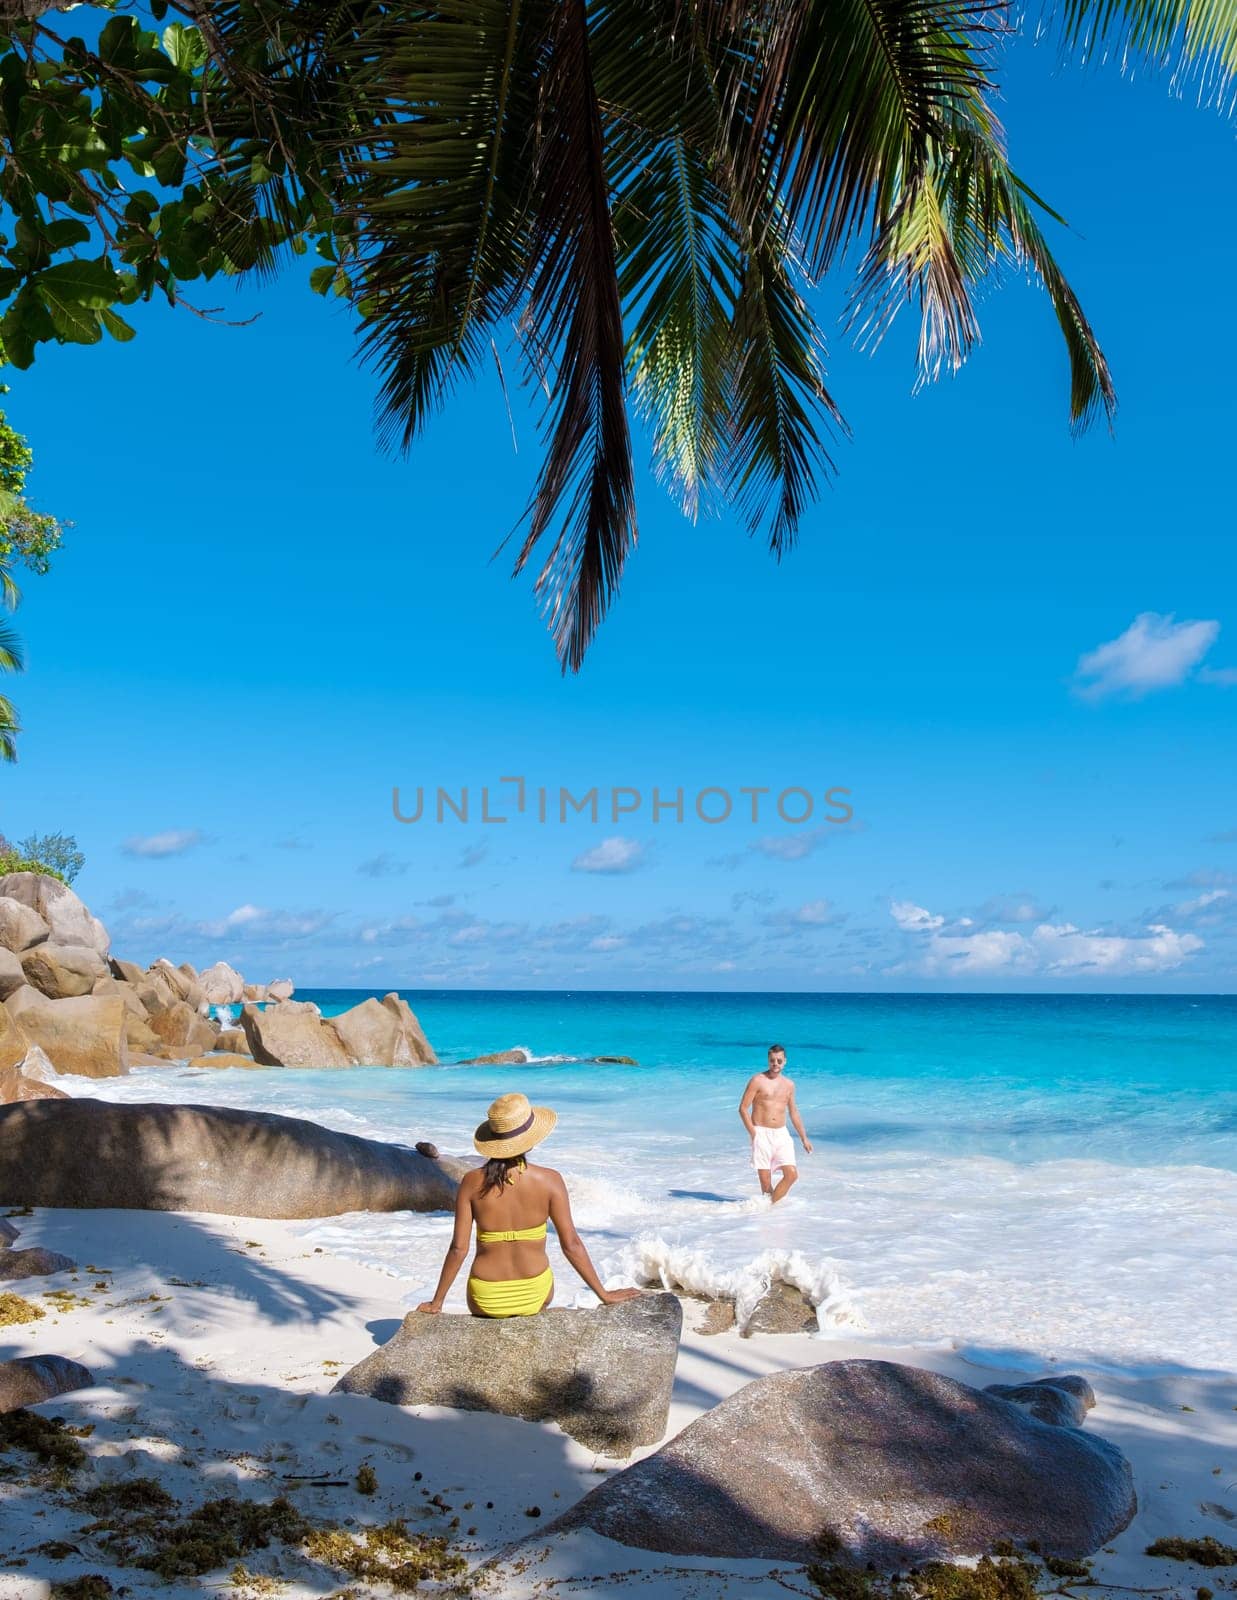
[0,0,1234,669]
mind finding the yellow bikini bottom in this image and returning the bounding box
[467,1265,553,1318]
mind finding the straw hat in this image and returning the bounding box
[473,1092,557,1159]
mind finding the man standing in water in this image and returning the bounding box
[739,1044,812,1203]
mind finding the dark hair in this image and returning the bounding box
[768,1043,786,1057]
[480,1155,526,1196]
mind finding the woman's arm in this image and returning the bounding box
[548,1172,640,1306]
[417,1177,474,1313]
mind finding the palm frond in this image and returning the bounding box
[513,0,636,673]
[0,621,24,675]
[1053,0,1237,104]
[342,0,552,451]
[0,692,19,763]
[614,131,739,518]
[726,236,843,553]
[714,0,1005,275]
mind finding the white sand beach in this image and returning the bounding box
[1,1204,1233,1600]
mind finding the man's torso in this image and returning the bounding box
[750,1072,794,1128]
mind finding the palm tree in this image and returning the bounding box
[124,3,1237,666]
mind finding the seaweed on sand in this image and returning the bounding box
[304,1520,470,1593]
[0,1408,87,1483]
[90,1491,309,1579]
[0,1291,44,1326]
[1145,1537,1237,1567]
[810,1547,1044,1600]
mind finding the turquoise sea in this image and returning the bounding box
[83,990,1237,1375]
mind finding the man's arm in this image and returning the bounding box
[738,1075,760,1138]
[788,1085,813,1154]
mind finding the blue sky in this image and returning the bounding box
[2,36,1235,992]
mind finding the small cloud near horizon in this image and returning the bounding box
[357,852,409,878]
[459,842,488,869]
[572,836,648,875]
[1073,612,1220,700]
[122,828,210,859]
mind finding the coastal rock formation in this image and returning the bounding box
[552,1359,1136,1564]
[985,1375,1095,1429]
[215,1028,250,1054]
[109,956,144,984]
[0,895,50,953]
[268,978,294,1001]
[0,1098,467,1218]
[458,1048,532,1065]
[186,1052,267,1070]
[198,960,245,1005]
[0,1000,26,1072]
[241,1002,351,1068]
[0,873,109,954]
[0,1246,76,1279]
[378,994,437,1064]
[20,940,109,999]
[333,1293,681,1457]
[5,989,129,1078]
[0,1062,68,1103]
[0,947,24,1001]
[147,998,217,1055]
[331,995,437,1067]
[244,982,268,1002]
[0,1354,95,1414]
[741,1280,819,1337]
[0,1216,18,1245]
[152,959,206,1012]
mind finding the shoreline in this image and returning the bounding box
[2,1205,1234,1599]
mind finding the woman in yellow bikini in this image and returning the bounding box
[416,1092,642,1319]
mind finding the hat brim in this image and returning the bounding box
[473,1105,557,1159]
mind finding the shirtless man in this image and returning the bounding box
[739,1044,812,1203]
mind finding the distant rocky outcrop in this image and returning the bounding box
[5,988,129,1078]
[0,882,435,1077]
[0,895,50,954]
[19,941,109,999]
[334,1294,681,1457]
[0,1353,95,1414]
[0,1098,468,1218]
[0,1061,69,1104]
[241,994,436,1069]
[550,1359,1136,1565]
[0,874,109,953]
[458,1047,532,1066]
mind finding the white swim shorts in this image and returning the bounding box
[750,1125,796,1173]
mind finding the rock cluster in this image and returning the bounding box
[0,1206,76,1283]
[0,1353,95,1414]
[0,872,438,1090]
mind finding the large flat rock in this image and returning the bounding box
[333,1293,682,1457]
[0,1098,468,1219]
[0,1354,94,1414]
[551,1359,1135,1565]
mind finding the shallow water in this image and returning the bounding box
[78,990,1237,1374]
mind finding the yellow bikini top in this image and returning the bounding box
[475,1159,548,1244]
[476,1222,548,1243]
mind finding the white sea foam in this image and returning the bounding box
[59,1062,1237,1373]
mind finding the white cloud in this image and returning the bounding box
[1074,612,1219,700]
[195,904,334,941]
[572,836,647,874]
[889,898,1203,977]
[1198,666,1237,687]
[763,899,837,931]
[122,828,208,858]
[890,900,945,932]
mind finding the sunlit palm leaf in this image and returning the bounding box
[726,237,843,552]
[0,620,24,675]
[513,0,636,673]
[1055,0,1237,102]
